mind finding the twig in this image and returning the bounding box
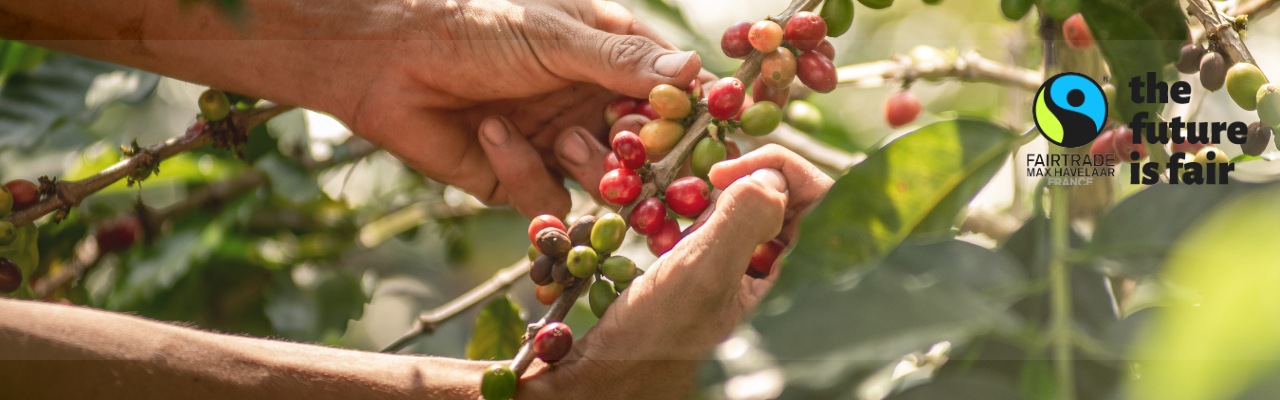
[3,104,296,228]
[836,50,1043,91]
[1187,0,1257,66]
[732,124,863,172]
[381,257,533,353]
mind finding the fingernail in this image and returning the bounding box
[482,118,509,146]
[750,168,787,193]
[655,51,694,77]
[560,130,591,166]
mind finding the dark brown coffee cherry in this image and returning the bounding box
[1177,43,1206,74]
[567,215,597,246]
[530,254,555,285]
[1244,122,1273,156]
[551,258,577,287]
[535,228,572,259]
[0,257,20,293]
[1200,51,1226,92]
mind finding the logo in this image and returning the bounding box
[1032,72,1109,148]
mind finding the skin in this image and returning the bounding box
[0,0,835,397]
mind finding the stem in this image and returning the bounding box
[835,50,1043,91]
[1048,181,1075,400]
[733,124,862,172]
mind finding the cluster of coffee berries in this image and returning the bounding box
[0,179,40,294]
[722,11,840,95]
[526,214,638,315]
[627,175,711,257]
[1173,41,1278,155]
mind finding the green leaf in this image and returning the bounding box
[911,150,1009,239]
[0,54,121,149]
[1128,185,1280,400]
[1081,0,1185,123]
[106,220,227,309]
[1229,153,1278,163]
[787,119,1014,277]
[466,295,526,360]
[255,153,321,204]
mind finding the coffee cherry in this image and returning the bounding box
[685,79,704,100]
[604,152,623,171]
[528,215,566,246]
[748,21,784,53]
[589,279,618,318]
[552,258,577,287]
[0,258,19,293]
[1001,0,1034,20]
[885,90,922,128]
[590,213,627,254]
[533,322,573,364]
[614,279,630,293]
[601,256,637,283]
[635,101,661,120]
[611,131,647,170]
[784,12,827,52]
[665,177,710,217]
[629,197,667,235]
[815,40,836,61]
[1227,63,1269,111]
[599,169,642,205]
[0,185,11,218]
[6,180,38,212]
[740,101,782,136]
[1089,128,1117,158]
[1062,14,1093,49]
[1176,44,1206,74]
[536,228,573,259]
[649,84,692,120]
[708,77,746,121]
[480,364,517,400]
[530,254,555,285]
[646,216,681,256]
[748,239,786,278]
[1259,84,1280,128]
[566,246,599,278]
[527,244,539,261]
[820,0,854,37]
[735,97,755,122]
[722,21,755,59]
[1200,51,1226,92]
[760,49,798,90]
[639,118,684,154]
[1041,0,1079,20]
[567,215,597,246]
[786,100,823,133]
[604,98,639,127]
[1243,122,1272,156]
[692,137,727,180]
[796,51,837,93]
[0,221,18,248]
[1110,126,1147,162]
[199,89,231,122]
[535,282,563,305]
[752,75,791,109]
[859,0,893,9]
[96,216,141,254]
[1194,146,1228,164]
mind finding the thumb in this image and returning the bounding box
[546,27,702,99]
[678,169,788,282]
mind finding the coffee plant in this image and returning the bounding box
[3,0,1280,399]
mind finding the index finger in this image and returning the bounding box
[707,144,835,215]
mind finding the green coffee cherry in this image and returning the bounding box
[0,185,11,218]
[857,0,892,9]
[740,101,782,136]
[786,100,823,133]
[590,213,626,254]
[1001,0,1034,20]
[691,137,727,180]
[1040,0,1079,20]
[1258,84,1280,129]
[820,0,854,37]
[566,246,599,278]
[0,221,15,247]
[198,89,231,122]
[614,279,630,293]
[601,256,637,283]
[480,364,517,400]
[527,244,539,262]
[589,279,618,318]
[1226,63,1269,111]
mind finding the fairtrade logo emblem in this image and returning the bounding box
[1032,72,1109,148]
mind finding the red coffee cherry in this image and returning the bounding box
[0,258,20,293]
[600,169,643,205]
[535,282,563,305]
[604,98,639,127]
[646,216,681,256]
[784,12,827,51]
[96,215,141,254]
[1089,128,1117,158]
[752,75,791,109]
[533,322,573,363]
[748,239,786,278]
[748,20,784,53]
[721,21,755,59]
[796,50,838,93]
[528,215,566,246]
[707,77,747,121]
[611,130,647,170]
[1062,13,1094,49]
[1110,125,1147,162]
[5,180,39,211]
[635,101,661,120]
[629,197,668,235]
[665,177,710,217]
[815,39,836,61]
[884,90,922,128]
[604,152,623,171]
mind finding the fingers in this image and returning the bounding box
[674,169,789,284]
[554,126,612,204]
[546,20,702,99]
[478,116,573,218]
[708,144,834,217]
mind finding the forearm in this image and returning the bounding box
[0,298,487,399]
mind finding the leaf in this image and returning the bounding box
[466,295,526,360]
[0,54,121,149]
[1128,185,1280,400]
[255,153,321,204]
[264,268,370,342]
[911,150,1009,238]
[106,221,226,310]
[1001,216,1118,340]
[1081,0,1184,123]
[1229,153,1278,163]
[787,119,1014,278]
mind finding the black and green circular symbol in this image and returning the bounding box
[1032,72,1109,148]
